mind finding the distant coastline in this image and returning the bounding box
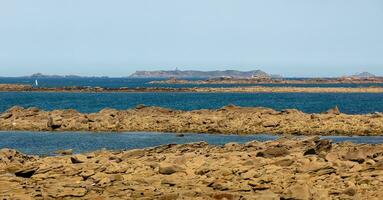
[1,70,379,79]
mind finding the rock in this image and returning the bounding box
[315,139,332,152]
[253,191,280,200]
[324,106,341,115]
[47,116,62,130]
[272,159,294,166]
[47,187,87,198]
[344,187,357,196]
[303,148,317,156]
[223,142,241,150]
[284,184,310,200]
[121,149,145,159]
[371,112,383,118]
[0,112,12,119]
[209,180,230,191]
[195,165,211,175]
[158,164,183,175]
[343,150,366,163]
[70,155,87,164]
[304,139,332,155]
[262,120,279,127]
[158,193,179,200]
[257,146,289,158]
[54,149,73,155]
[211,193,235,200]
[14,167,37,178]
[161,179,177,186]
[0,138,383,199]
[0,105,382,136]
[135,104,146,109]
[80,170,95,180]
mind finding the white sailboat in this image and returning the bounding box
[35,79,39,87]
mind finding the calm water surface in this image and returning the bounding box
[1,77,383,88]
[0,132,382,155]
[1,92,383,114]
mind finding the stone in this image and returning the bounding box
[343,150,366,163]
[0,138,382,199]
[256,146,289,158]
[54,149,73,155]
[284,184,310,200]
[344,187,357,196]
[70,155,87,164]
[324,106,341,115]
[158,164,183,175]
[0,105,382,136]
[14,167,37,178]
[135,104,146,109]
[47,116,62,130]
[47,187,87,198]
[0,113,12,119]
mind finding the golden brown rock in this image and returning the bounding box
[1,106,383,135]
[0,138,382,199]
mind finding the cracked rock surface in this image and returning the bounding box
[1,137,383,199]
[1,105,383,135]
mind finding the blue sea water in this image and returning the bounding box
[1,132,382,155]
[1,78,383,153]
[1,77,383,88]
[0,92,383,114]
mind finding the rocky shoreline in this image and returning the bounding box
[1,105,383,135]
[1,137,382,199]
[1,84,383,93]
[149,77,383,85]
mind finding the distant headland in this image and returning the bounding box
[129,69,282,79]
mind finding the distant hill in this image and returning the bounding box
[129,70,281,78]
[25,73,109,79]
[352,72,376,78]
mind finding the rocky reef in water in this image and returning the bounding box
[0,84,32,91]
[1,105,383,135]
[2,84,383,93]
[1,137,382,199]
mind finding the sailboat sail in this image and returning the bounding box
[35,80,39,87]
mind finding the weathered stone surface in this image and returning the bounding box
[1,105,382,135]
[158,164,183,175]
[257,146,289,158]
[1,138,382,199]
[54,149,73,155]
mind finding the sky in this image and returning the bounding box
[0,0,382,77]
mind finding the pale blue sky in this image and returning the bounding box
[0,0,382,77]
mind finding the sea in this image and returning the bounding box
[1,77,383,154]
[1,132,383,155]
[0,77,383,114]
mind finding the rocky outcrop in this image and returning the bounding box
[1,138,383,199]
[1,105,383,135]
[0,84,32,91]
[2,84,383,93]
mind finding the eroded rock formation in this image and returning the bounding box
[1,138,383,199]
[1,105,383,135]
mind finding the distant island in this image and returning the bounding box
[15,73,110,79]
[149,71,383,85]
[0,71,379,80]
[129,69,282,79]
